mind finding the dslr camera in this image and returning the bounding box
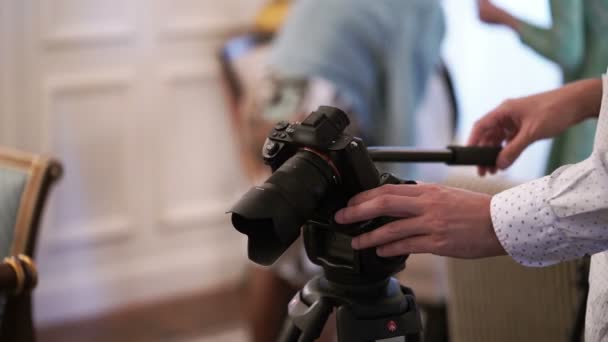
[231,106,409,284]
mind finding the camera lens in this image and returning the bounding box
[230,149,338,265]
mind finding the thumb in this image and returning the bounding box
[497,132,530,169]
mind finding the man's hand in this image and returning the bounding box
[334,184,506,259]
[469,78,602,175]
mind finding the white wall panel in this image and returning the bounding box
[42,71,135,247]
[35,219,247,325]
[2,0,261,325]
[159,63,245,231]
[40,0,135,47]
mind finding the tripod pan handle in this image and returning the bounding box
[447,145,501,166]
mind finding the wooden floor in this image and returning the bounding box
[38,283,246,342]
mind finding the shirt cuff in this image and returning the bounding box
[490,176,562,266]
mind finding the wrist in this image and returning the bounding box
[483,197,506,257]
[570,78,603,122]
[502,12,520,32]
[542,78,603,127]
[584,78,603,119]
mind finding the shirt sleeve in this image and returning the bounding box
[491,72,608,267]
[517,0,584,73]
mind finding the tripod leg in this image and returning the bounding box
[277,291,333,342]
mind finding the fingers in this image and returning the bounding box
[472,96,551,169]
[351,216,428,250]
[376,235,436,257]
[335,194,422,224]
[347,184,422,207]
[469,102,524,174]
[496,131,530,169]
[468,115,494,147]
[475,135,502,176]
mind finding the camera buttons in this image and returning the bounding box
[274,121,289,131]
[264,141,280,154]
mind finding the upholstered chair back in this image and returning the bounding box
[0,147,62,342]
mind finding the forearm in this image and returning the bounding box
[497,11,520,32]
[515,0,584,70]
[546,78,603,123]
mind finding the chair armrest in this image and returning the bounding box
[0,255,37,295]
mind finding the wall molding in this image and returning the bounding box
[35,222,248,325]
[42,215,134,253]
[43,70,134,94]
[39,0,134,48]
[161,62,218,84]
[160,16,247,40]
[158,198,233,232]
[42,24,135,48]
[40,69,134,153]
[39,70,135,254]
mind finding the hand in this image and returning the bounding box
[468,78,602,175]
[477,0,520,30]
[334,184,506,259]
[477,0,508,25]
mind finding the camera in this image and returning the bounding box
[230,106,409,284]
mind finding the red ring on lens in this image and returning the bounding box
[302,148,341,183]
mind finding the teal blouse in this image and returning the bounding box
[517,0,608,172]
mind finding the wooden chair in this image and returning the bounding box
[0,147,62,342]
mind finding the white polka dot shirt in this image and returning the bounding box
[491,70,608,341]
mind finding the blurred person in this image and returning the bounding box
[477,0,608,172]
[334,71,608,341]
[253,0,291,33]
[239,0,449,341]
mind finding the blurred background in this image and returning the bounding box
[0,0,573,341]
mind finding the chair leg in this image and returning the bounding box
[1,294,35,342]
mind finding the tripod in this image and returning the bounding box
[278,274,421,342]
[275,205,423,342]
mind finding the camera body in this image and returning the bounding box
[262,106,379,198]
[239,106,408,284]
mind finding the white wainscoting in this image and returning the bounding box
[0,0,265,325]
